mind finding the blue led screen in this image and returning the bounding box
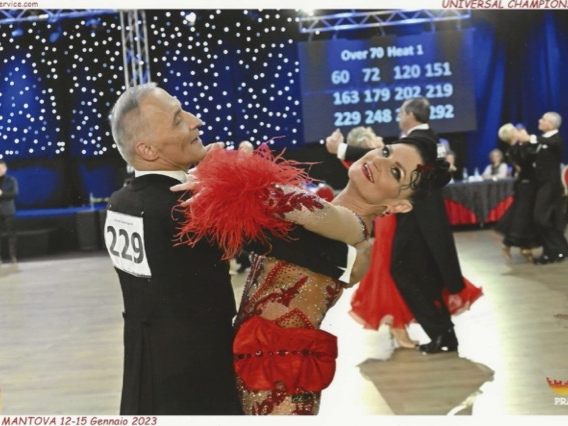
[298,29,477,141]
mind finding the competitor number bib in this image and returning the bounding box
[105,210,152,278]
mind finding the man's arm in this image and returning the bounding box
[521,130,562,153]
[345,145,372,162]
[325,129,373,162]
[535,134,563,155]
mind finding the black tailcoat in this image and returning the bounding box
[530,133,568,255]
[107,174,241,415]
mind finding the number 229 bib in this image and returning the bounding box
[105,210,152,278]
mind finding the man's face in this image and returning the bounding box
[538,114,555,133]
[398,103,412,133]
[138,88,206,170]
[0,164,7,177]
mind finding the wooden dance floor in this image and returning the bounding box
[1,228,567,417]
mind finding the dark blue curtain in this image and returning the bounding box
[466,11,568,170]
[465,15,506,173]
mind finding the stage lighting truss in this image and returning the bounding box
[297,9,472,34]
[120,10,152,88]
[0,9,117,26]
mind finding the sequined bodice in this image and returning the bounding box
[235,255,344,330]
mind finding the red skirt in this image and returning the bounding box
[233,316,338,393]
[350,215,482,330]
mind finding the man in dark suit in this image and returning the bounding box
[327,97,466,354]
[106,83,241,415]
[519,112,568,264]
[0,160,19,264]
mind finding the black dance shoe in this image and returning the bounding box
[534,254,564,265]
[418,328,458,354]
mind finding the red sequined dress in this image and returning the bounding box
[178,146,368,415]
[233,254,344,415]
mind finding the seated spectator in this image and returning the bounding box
[482,149,509,180]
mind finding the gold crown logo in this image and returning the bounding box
[546,377,568,396]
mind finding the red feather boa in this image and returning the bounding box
[177,144,314,259]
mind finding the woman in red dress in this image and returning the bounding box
[176,140,451,414]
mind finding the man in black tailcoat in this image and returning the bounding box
[327,97,465,354]
[519,112,568,264]
[106,83,241,415]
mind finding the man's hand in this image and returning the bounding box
[325,129,344,155]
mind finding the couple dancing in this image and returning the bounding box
[326,98,482,353]
[496,115,568,264]
[107,84,458,416]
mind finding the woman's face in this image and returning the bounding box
[348,144,423,205]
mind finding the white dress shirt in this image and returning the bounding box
[134,169,187,183]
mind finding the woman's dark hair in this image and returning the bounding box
[394,136,451,198]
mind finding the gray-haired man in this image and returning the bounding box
[105,82,241,414]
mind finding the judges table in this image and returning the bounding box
[442,178,515,226]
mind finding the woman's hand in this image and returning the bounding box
[171,141,225,204]
[170,175,199,207]
[205,141,225,152]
